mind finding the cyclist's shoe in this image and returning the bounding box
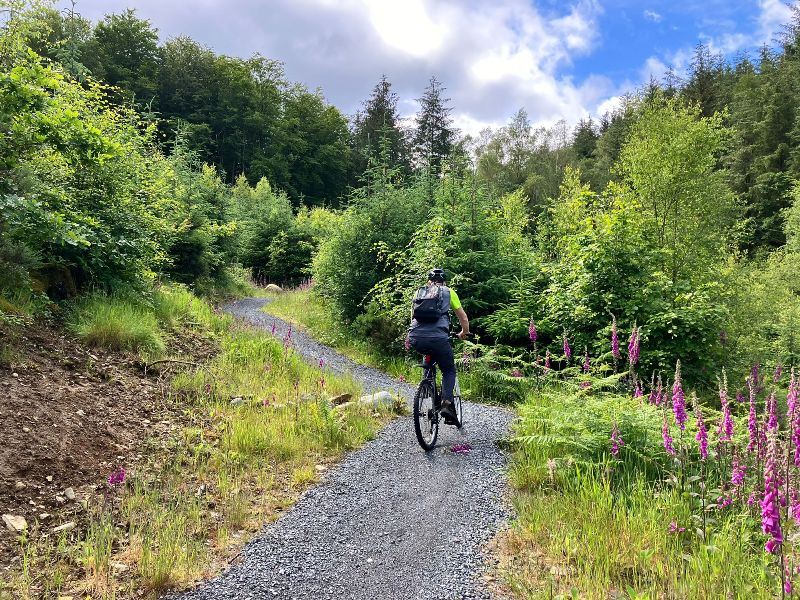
[440,399,458,424]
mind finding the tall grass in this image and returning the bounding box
[502,384,771,598]
[69,294,165,356]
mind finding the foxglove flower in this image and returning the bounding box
[775,364,783,383]
[662,416,676,456]
[628,325,640,368]
[634,381,643,398]
[404,335,411,352]
[747,376,759,453]
[767,390,778,432]
[544,350,551,373]
[271,321,276,336]
[717,370,733,442]
[580,380,592,390]
[528,317,537,342]
[731,452,746,488]
[563,333,572,360]
[511,368,523,378]
[655,375,664,407]
[583,350,590,373]
[761,431,783,554]
[647,372,657,405]
[672,361,687,431]
[789,369,800,466]
[736,391,745,404]
[611,316,620,361]
[610,422,624,457]
[694,397,708,461]
[668,521,685,534]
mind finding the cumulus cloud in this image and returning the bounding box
[65,0,614,135]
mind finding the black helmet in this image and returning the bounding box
[427,268,446,283]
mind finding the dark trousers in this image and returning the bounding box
[410,337,456,402]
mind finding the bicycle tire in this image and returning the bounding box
[413,379,438,451]
[453,377,464,428]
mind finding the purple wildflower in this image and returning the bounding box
[747,376,759,453]
[108,467,126,487]
[736,391,745,404]
[610,422,624,457]
[767,390,778,432]
[404,335,411,352]
[611,316,620,361]
[647,372,657,405]
[695,398,708,461]
[654,375,664,407]
[761,431,783,554]
[634,381,643,398]
[786,564,793,596]
[544,350,551,373]
[791,489,800,525]
[528,317,537,342]
[319,358,325,369]
[583,349,590,373]
[717,370,733,442]
[398,375,406,383]
[662,416,676,456]
[672,360,687,431]
[510,368,523,378]
[271,321,276,336]
[628,325,640,368]
[580,380,592,390]
[668,521,686,534]
[789,369,800,466]
[731,452,746,488]
[775,363,783,383]
[563,333,572,360]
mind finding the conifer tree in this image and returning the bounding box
[412,75,456,175]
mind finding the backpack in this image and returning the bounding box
[412,285,446,323]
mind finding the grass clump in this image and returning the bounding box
[69,294,165,356]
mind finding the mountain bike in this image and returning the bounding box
[413,336,464,451]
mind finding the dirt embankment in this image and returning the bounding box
[0,322,216,576]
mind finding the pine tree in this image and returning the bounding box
[413,75,456,175]
[351,75,409,182]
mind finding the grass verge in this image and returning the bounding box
[497,383,774,599]
[4,287,397,599]
[266,288,417,382]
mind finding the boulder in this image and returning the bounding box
[264,284,283,294]
[358,391,395,408]
[64,488,76,501]
[2,514,27,532]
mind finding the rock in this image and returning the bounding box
[111,560,129,573]
[64,488,76,501]
[315,465,328,473]
[2,514,27,532]
[46,475,53,483]
[52,521,76,533]
[76,409,85,417]
[12,372,18,378]
[358,391,395,408]
[328,393,352,406]
[14,481,26,490]
[230,396,245,406]
[22,426,30,433]
[39,513,51,520]
[264,284,283,293]
[55,496,66,504]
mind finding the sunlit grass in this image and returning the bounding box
[9,287,396,597]
[266,288,416,381]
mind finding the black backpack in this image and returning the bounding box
[412,286,446,323]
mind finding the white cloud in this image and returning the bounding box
[643,9,663,23]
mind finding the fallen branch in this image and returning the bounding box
[145,359,200,369]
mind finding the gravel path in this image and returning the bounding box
[176,297,515,600]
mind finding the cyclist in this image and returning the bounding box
[407,268,470,423]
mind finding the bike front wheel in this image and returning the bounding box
[413,379,438,451]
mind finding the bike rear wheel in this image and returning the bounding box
[453,377,464,428]
[413,379,438,451]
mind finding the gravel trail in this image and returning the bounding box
[177,297,515,600]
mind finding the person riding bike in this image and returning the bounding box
[407,268,470,424]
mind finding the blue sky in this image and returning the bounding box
[59,0,796,134]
